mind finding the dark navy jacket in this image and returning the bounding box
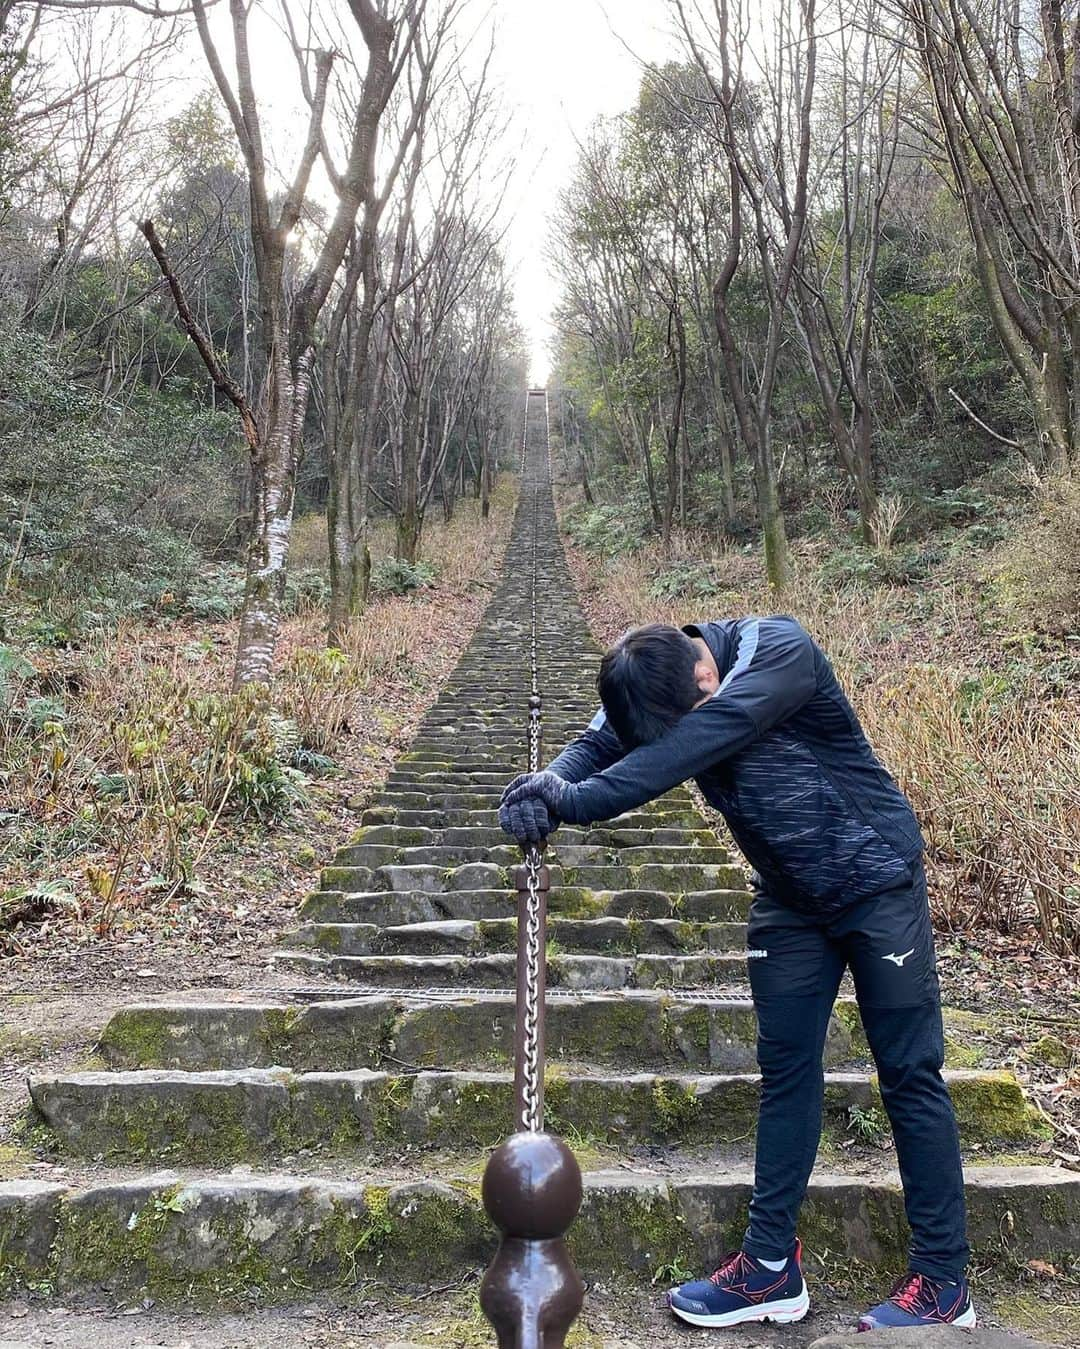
[546,616,924,915]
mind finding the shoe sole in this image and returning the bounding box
[858,1305,977,1331]
[669,1282,810,1328]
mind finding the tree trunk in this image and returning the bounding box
[397,390,423,561]
[234,344,312,687]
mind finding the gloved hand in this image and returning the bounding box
[499,794,555,844]
[498,770,569,844]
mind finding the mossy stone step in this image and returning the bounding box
[324,862,751,897]
[329,844,733,873]
[0,1166,1072,1301]
[298,887,754,926]
[560,863,748,892]
[29,1067,1044,1162]
[97,993,860,1073]
[360,807,708,831]
[272,949,749,991]
[373,792,506,811]
[330,845,520,870]
[352,825,721,849]
[383,771,516,787]
[282,916,748,956]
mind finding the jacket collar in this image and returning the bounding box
[681,620,738,683]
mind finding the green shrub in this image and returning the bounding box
[284,566,331,613]
[820,544,938,589]
[563,502,646,557]
[923,485,990,525]
[649,560,722,602]
[370,557,437,595]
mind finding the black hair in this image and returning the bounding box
[597,623,702,749]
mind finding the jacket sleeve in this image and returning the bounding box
[558,617,817,824]
[545,707,625,784]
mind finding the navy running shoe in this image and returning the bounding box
[859,1271,976,1330]
[667,1239,810,1328]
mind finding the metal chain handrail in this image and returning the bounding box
[480,388,585,1347]
[518,414,545,1132]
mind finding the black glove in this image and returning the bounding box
[498,770,569,844]
[499,794,555,844]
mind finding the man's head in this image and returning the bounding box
[597,623,720,749]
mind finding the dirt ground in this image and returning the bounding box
[0,1285,974,1349]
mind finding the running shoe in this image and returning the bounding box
[667,1240,810,1328]
[859,1271,976,1330]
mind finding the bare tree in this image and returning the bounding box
[140,0,427,685]
[674,0,819,588]
[788,0,902,540]
[319,6,455,641]
[901,0,1080,474]
[378,60,512,562]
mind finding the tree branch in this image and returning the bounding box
[139,218,259,451]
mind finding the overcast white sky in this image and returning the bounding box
[482,1,678,381]
[109,0,681,383]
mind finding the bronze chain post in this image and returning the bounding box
[480,392,585,1347]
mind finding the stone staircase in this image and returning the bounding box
[6,390,1076,1310]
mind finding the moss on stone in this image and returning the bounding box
[97,1008,173,1068]
[663,999,709,1062]
[367,1075,414,1146]
[0,1193,55,1296]
[1029,1034,1073,1069]
[949,1071,1049,1146]
[262,1005,305,1065]
[625,916,646,951]
[476,920,514,954]
[672,921,705,951]
[1039,1188,1068,1227]
[548,888,606,920]
[158,1086,270,1163]
[651,1079,701,1139]
[830,999,863,1046]
[307,926,344,953]
[377,1182,491,1279]
[570,1185,691,1280]
[941,1008,994,1069]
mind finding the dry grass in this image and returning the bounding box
[991,476,1080,637]
[560,518,1080,955]
[0,478,517,952]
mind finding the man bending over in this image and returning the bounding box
[499,617,972,1333]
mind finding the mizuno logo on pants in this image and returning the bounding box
[882,948,915,967]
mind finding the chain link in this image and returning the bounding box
[518,395,546,1133]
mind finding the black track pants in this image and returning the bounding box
[741,861,970,1282]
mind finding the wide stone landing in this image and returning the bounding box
[8,390,1075,1316]
[0,1166,1075,1301]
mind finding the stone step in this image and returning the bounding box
[0,1166,1072,1299]
[282,916,748,956]
[29,1068,1044,1162]
[272,949,748,991]
[298,887,754,925]
[373,785,697,809]
[318,861,750,896]
[95,992,861,1073]
[351,825,721,849]
[383,771,519,786]
[360,807,708,831]
[327,844,733,872]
